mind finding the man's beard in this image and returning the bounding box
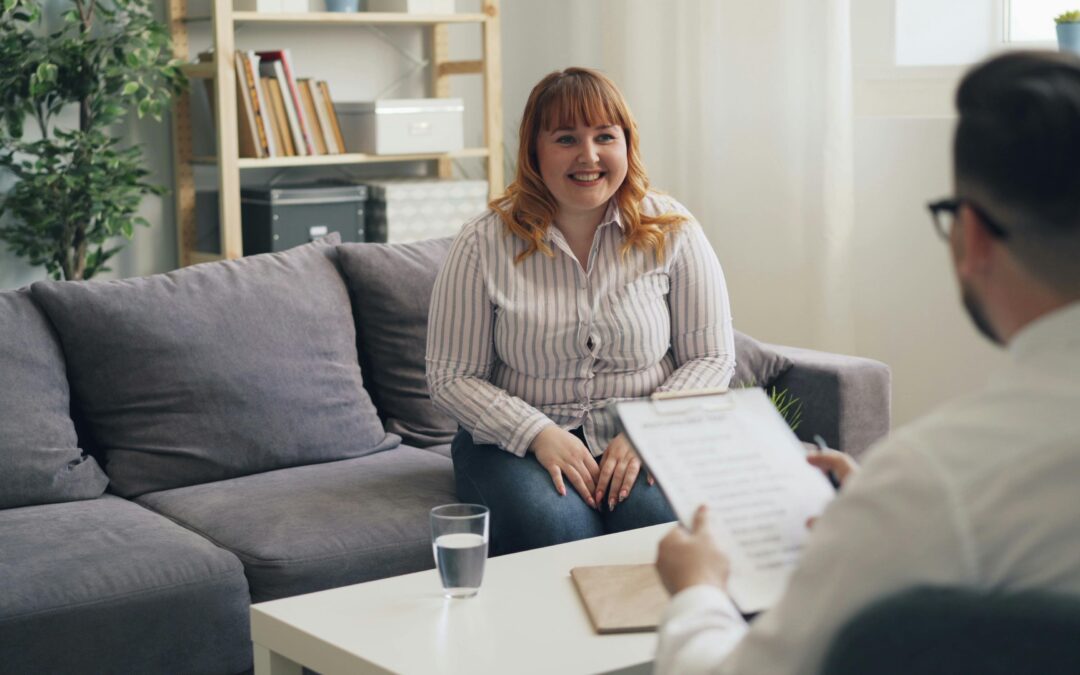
[962,285,1003,345]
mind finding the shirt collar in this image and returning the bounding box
[1008,300,1080,362]
[543,199,624,242]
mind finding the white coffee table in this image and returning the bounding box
[250,523,674,675]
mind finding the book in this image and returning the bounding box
[613,389,836,615]
[260,76,287,157]
[306,79,340,154]
[256,50,314,156]
[265,77,296,156]
[258,57,306,156]
[232,51,264,158]
[318,80,348,154]
[570,564,669,634]
[297,79,327,155]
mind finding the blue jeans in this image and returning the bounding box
[451,428,676,555]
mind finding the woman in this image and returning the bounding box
[426,67,734,555]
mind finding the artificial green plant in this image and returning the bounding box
[0,0,186,280]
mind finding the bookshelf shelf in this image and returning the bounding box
[167,0,503,264]
[189,147,490,168]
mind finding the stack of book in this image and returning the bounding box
[232,50,348,158]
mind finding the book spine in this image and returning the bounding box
[234,52,265,158]
[298,80,327,155]
[319,81,349,155]
[263,59,307,156]
[246,52,277,157]
[260,76,287,157]
[266,78,296,156]
[239,52,272,156]
[310,80,340,154]
[277,50,315,155]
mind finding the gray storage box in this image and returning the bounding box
[363,178,487,243]
[241,182,368,255]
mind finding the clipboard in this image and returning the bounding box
[611,387,835,614]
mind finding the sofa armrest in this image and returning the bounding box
[767,345,891,459]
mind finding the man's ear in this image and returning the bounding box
[954,203,995,277]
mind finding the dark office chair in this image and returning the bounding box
[820,587,1080,675]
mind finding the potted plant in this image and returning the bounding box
[0,0,186,281]
[1056,10,1080,54]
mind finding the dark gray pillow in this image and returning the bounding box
[0,289,108,508]
[732,329,794,388]
[30,235,398,498]
[337,238,457,447]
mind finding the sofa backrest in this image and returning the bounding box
[29,235,398,498]
[0,288,108,509]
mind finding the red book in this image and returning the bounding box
[255,50,315,156]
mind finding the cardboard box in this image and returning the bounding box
[336,98,465,155]
[363,178,487,243]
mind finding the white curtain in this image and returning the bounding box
[501,0,855,350]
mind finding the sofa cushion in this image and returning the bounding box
[733,329,793,388]
[30,236,398,498]
[0,289,108,509]
[337,238,458,447]
[0,495,251,674]
[137,445,456,602]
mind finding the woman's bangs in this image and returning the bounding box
[538,77,626,132]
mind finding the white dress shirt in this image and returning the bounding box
[656,301,1080,675]
[426,194,735,457]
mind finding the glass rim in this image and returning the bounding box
[430,503,489,519]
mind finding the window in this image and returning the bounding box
[1006,0,1075,42]
[894,0,999,67]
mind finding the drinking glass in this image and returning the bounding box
[430,504,489,598]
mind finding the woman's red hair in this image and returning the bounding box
[491,67,686,263]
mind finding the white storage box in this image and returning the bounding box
[366,0,454,13]
[364,178,488,243]
[336,98,464,155]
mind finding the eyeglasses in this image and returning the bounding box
[927,197,1010,241]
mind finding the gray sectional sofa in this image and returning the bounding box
[0,234,891,674]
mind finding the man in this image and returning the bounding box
[654,50,1080,674]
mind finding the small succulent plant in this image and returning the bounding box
[1055,10,1080,23]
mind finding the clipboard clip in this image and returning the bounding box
[648,387,734,415]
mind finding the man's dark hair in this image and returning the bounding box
[955,51,1080,293]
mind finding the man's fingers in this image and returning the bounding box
[692,504,708,532]
[806,450,858,482]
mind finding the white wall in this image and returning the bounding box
[2,0,1011,427]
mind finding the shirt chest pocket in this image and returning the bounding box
[604,272,672,360]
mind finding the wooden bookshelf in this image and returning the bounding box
[167,0,504,265]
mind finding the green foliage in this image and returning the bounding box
[0,0,186,280]
[768,386,803,433]
[733,378,804,432]
[1056,10,1080,23]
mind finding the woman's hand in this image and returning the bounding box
[595,433,653,511]
[530,425,601,509]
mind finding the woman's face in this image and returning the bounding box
[535,121,628,224]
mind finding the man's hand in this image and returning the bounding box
[530,425,600,509]
[806,448,859,486]
[594,433,653,511]
[656,506,730,595]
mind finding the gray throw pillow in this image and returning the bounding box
[337,238,457,447]
[0,289,108,508]
[732,329,794,388]
[30,235,398,498]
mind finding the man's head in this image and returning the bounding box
[945,51,1080,343]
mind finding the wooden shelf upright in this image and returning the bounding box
[167,0,504,266]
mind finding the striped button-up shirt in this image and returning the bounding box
[426,194,735,457]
